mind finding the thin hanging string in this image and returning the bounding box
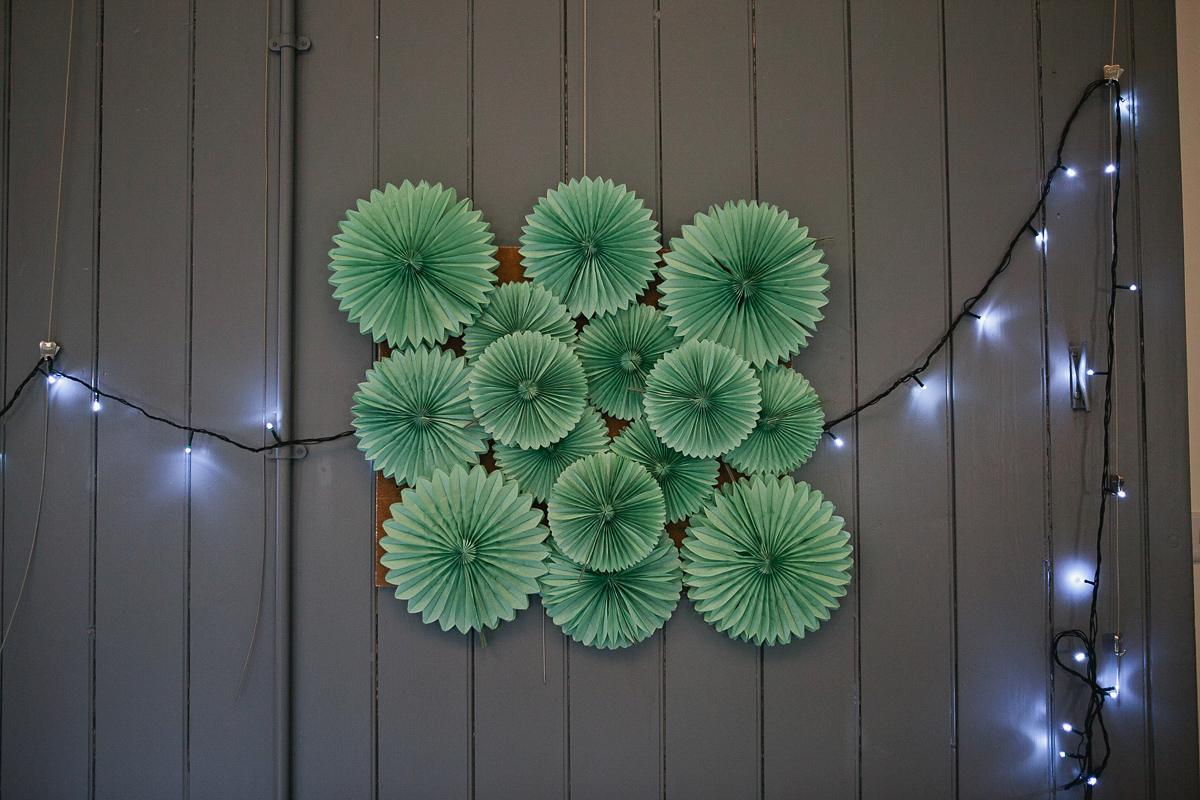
[582,0,588,177]
[46,0,77,341]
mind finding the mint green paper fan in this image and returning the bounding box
[576,304,682,419]
[493,406,609,502]
[610,419,718,523]
[724,364,824,476]
[659,200,830,367]
[642,339,761,459]
[682,476,852,645]
[519,177,660,318]
[540,533,682,649]
[461,281,576,360]
[329,180,499,349]
[548,452,665,572]
[352,347,488,484]
[469,330,588,449]
[380,465,550,634]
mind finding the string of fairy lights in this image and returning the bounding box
[0,72,1134,792]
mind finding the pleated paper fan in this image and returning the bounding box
[540,533,682,649]
[329,180,499,349]
[610,418,719,523]
[380,465,550,634]
[724,364,824,476]
[576,304,683,420]
[493,406,609,502]
[519,177,661,318]
[682,476,853,646]
[659,200,830,367]
[461,280,577,360]
[469,330,588,449]
[352,347,489,484]
[642,339,761,459]
[548,451,665,572]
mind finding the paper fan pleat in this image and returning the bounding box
[576,304,683,420]
[329,180,499,349]
[681,476,852,645]
[493,406,609,502]
[548,452,665,572]
[352,347,489,484]
[469,330,588,449]
[540,534,682,649]
[642,339,762,459]
[724,364,824,476]
[658,200,829,367]
[380,465,550,633]
[519,177,661,318]
[462,281,577,360]
[610,418,719,523]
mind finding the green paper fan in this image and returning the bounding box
[493,406,609,502]
[724,364,824,476]
[576,304,683,420]
[462,281,577,360]
[548,452,665,572]
[352,347,489,484]
[329,180,499,349]
[540,533,682,649]
[469,330,588,449]
[642,339,762,459]
[682,476,853,646]
[381,465,550,634]
[610,419,719,524]
[659,200,830,367]
[519,177,661,318]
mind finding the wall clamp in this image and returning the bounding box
[269,34,311,53]
[265,445,308,460]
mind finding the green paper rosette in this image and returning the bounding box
[493,406,609,503]
[469,330,588,449]
[519,177,661,318]
[724,364,824,476]
[380,465,550,634]
[352,347,489,484]
[329,180,499,349]
[682,476,853,645]
[610,419,719,524]
[540,534,682,649]
[576,304,683,420]
[659,200,830,367]
[642,339,762,459]
[462,280,577,360]
[548,452,665,572]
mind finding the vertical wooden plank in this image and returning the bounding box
[470,3,568,798]
[375,1,472,796]
[658,2,759,797]
[1041,3,1151,796]
[754,2,859,798]
[942,2,1052,797]
[0,0,97,796]
[1130,1,1200,792]
[560,2,665,798]
[849,0,955,795]
[186,0,273,795]
[93,1,191,796]
[291,0,377,797]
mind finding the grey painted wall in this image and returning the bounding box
[0,1,1195,797]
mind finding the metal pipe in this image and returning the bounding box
[273,0,298,796]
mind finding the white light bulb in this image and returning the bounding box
[47,373,58,384]
[833,436,844,447]
[1074,652,1086,662]
[1059,751,1068,758]
[1128,283,1137,291]
[91,398,102,413]
[1065,167,1077,177]
[1062,722,1074,732]
[266,421,275,431]
[1109,686,1119,699]
[185,445,192,454]
[918,383,927,391]
[1034,231,1044,245]
[1087,776,1098,786]
[1105,164,1117,174]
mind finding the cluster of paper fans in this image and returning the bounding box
[331,178,853,649]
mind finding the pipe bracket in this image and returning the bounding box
[269,34,311,52]
[265,444,308,460]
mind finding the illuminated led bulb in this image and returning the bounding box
[1034,231,1046,246]
[1105,164,1117,174]
[1065,167,1077,177]
[47,373,58,384]
[1127,284,1138,291]
[266,421,275,431]
[1074,652,1086,662]
[913,376,927,391]
[1087,777,1098,786]
[1059,751,1068,758]
[1086,368,1095,376]
[1062,722,1073,732]
[91,396,102,413]
[185,445,192,454]
[832,436,844,448]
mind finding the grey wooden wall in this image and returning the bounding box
[0,1,1195,798]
